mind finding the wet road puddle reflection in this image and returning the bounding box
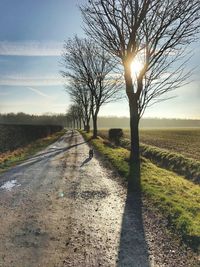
[0,179,20,191]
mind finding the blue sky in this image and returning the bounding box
[0,0,199,118]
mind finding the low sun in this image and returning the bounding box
[131,59,143,78]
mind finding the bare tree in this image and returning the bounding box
[65,113,72,128]
[67,78,92,132]
[67,104,83,129]
[62,36,122,138]
[81,0,200,162]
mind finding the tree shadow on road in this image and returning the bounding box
[16,141,87,168]
[117,163,150,267]
[20,130,91,164]
[80,157,92,167]
[0,137,90,180]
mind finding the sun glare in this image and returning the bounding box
[131,59,143,78]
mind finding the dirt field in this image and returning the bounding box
[98,128,200,160]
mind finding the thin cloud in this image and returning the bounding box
[0,41,63,56]
[27,87,52,98]
[0,74,64,86]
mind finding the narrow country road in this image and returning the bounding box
[0,130,197,267]
[0,130,149,267]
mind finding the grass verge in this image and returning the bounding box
[0,129,66,173]
[80,130,200,251]
[120,138,200,184]
[98,128,200,160]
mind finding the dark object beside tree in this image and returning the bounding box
[108,128,123,145]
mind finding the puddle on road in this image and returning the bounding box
[0,179,20,191]
[50,146,57,149]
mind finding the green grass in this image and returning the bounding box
[98,128,200,160]
[140,143,200,183]
[0,129,66,173]
[81,130,200,251]
[119,137,200,183]
[99,129,200,182]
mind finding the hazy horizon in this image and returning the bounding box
[0,111,200,121]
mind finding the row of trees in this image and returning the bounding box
[62,0,200,166]
[65,104,82,129]
[62,37,123,138]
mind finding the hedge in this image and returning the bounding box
[0,124,63,153]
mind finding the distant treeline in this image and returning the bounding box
[97,117,200,128]
[0,113,67,126]
[0,113,199,128]
[0,124,63,153]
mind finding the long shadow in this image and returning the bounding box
[117,163,150,267]
[26,129,89,161]
[0,139,88,182]
[28,141,87,161]
[80,157,92,167]
[15,141,87,168]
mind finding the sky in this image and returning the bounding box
[0,0,199,119]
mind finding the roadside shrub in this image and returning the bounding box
[108,128,123,145]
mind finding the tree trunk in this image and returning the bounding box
[92,114,98,138]
[128,106,141,191]
[79,118,81,129]
[125,75,141,191]
[83,113,90,132]
[129,100,140,163]
[83,120,86,131]
[124,64,140,164]
[86,123,90,133]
